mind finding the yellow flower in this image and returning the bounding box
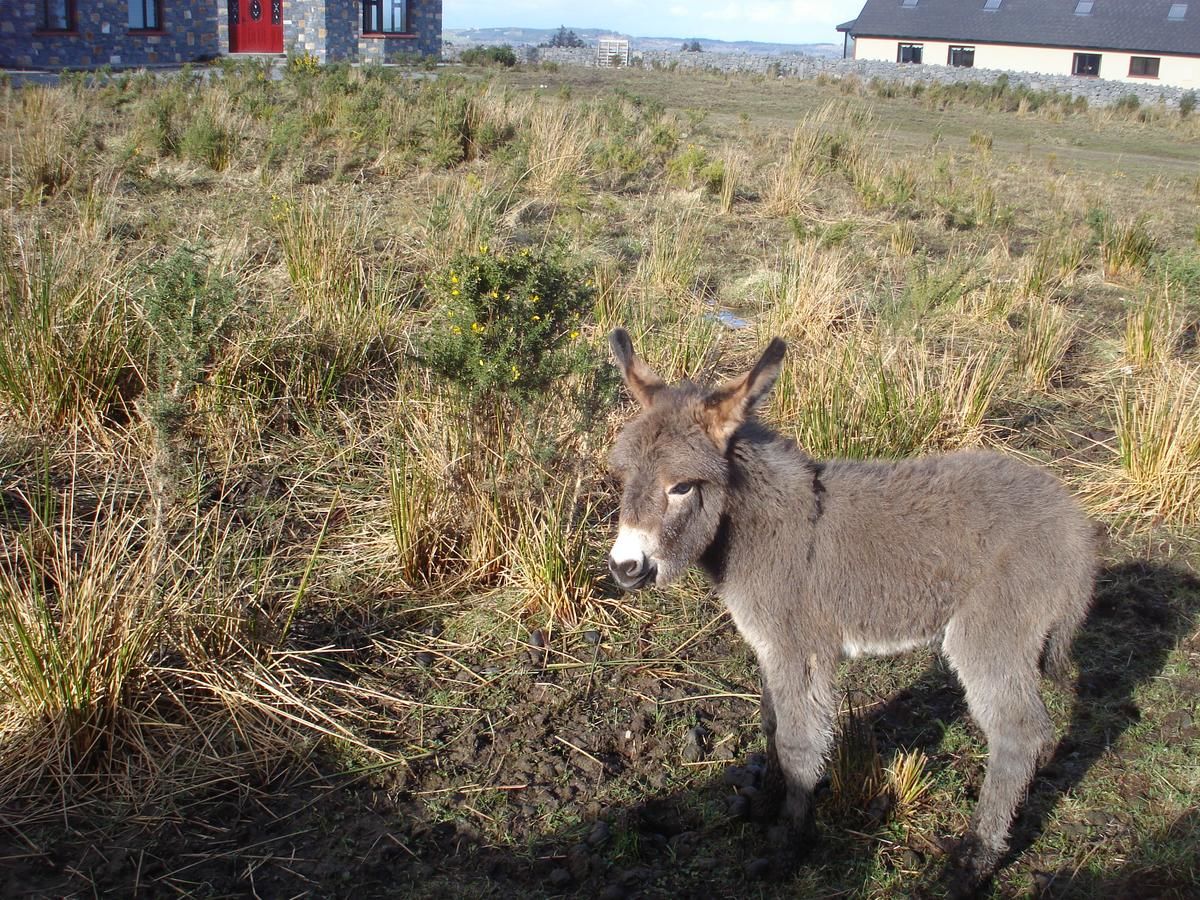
[531,314,540,322]
[451,289,460,296]
[451,325,462,335]
[490,290,499,299]
[471,322,485,334]
[478,359,485,366]
[570,330,580,340]
[531,294,540,303]
[450,274,459,284]
[479,244,489,254]
[510,364,521,381]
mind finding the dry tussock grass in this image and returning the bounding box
[0,64,1197,850]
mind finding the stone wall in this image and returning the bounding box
[0,1,441,70]
[527,46,1193,108]
[325,0,358,61]
[0,0,223,69]
[358,0,441,63]
[286,0,440,63]
[286,0,328,60]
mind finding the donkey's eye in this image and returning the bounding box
[668,481,697,497]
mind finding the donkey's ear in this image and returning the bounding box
[702,338,787,449]
[610,328,666,408]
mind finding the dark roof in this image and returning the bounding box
[836,19,858,32]
[847,0,1200,56]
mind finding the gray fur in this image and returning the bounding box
[606,329,1096,888]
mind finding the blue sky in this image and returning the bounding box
[443,1,866,45]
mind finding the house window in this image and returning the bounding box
[128,0,161,30]
[982,0,1002,10]
[41,0,74,30]
[364,0,407,33]
[897,43,923,64]
[1168,3,1187,20]
[1072,53,1102,76]
[1129,56,1160,77]
[901,0,919,7]
[948,46,975,67]
[1074,1,1094,14]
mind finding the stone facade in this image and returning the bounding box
[282,0,439,63]
[357,0,439,64]
[527,46,1193,108]
[0,1,440,69]
[0,0,222,69]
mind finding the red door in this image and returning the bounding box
[229,0,283,53]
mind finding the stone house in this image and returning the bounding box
[839,0,1200,90]
[0,0,442,69]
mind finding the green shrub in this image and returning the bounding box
[460,45,518,68]
[179,109,237,171]
[665,143,725,193]
[418,245,596,409]
[286,51,321,78]
[1180,90,1196,118]
[143,246,237,430]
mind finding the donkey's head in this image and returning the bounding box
[606,328,786,591]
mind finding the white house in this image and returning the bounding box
[839,0,1200,90]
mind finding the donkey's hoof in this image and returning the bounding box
[942,834,1000,899]
[743,857,772,880]
[748,785,784,823]
[767,812,817,854]
[745,851,802,882]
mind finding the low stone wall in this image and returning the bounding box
[524,46,1191,108]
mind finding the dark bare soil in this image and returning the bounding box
[3,561,1197,899]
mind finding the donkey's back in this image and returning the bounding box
[803,449,1095,667]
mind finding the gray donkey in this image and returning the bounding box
[605,328,1096,893]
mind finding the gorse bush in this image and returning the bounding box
[143,246,237,428]
[418,245,596,409]
[460,45,518,67]
[666,143,725,193]
[179,108,238,171]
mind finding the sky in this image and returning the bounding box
[443,1,867,46]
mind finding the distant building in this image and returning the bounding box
[0,1,442,69]
[838,0,1200,89]
[596,36,629,67]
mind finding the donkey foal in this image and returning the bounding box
[605,329,1095,892]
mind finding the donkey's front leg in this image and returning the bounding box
[750,672,785,822]
[764,650,837,843]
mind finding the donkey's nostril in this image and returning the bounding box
[608,554,654,590]
[608,555,641,580]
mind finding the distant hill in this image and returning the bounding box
[442,26,840,58]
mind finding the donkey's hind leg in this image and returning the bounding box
[941,614,1052,895]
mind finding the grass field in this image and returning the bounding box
[1,59,1198,898]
